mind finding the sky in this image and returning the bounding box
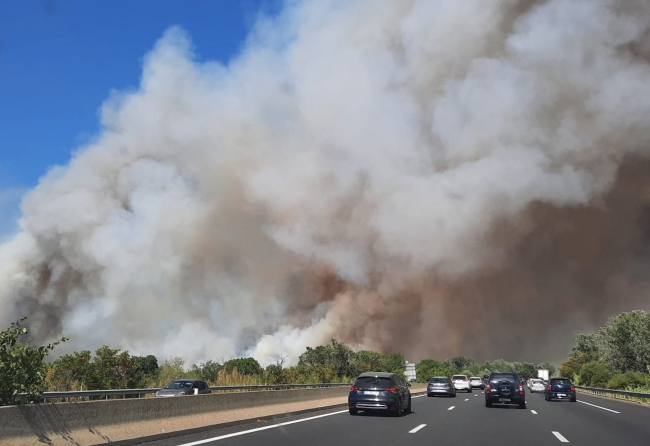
[0,0,277,235]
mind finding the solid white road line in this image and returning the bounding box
[412,394,427,398]
[176,410,349,446]
[409,424,427,434]
[552,431,569,443]
[448,406,455,410]
[531,410,538,415]
[577,400,621,413]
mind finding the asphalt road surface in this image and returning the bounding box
[139,390,649,446]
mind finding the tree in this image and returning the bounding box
[189,360,222,383]
[579,361,613,388]
[569,333,601,364]
[450,356,475,374]
[513,362,537,380]
[47,350,92,390]
[416,359,452,382]
[0,317,67,405]
[559,358,583,380]
[598,311,650,373]
[223,357,263,376]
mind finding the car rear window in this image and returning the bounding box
[452,375,467,380]
[429,377,449,383]
[532,379,544,384]
[355,377,394,387]
[551,379,571,385]
[490,373,517,383]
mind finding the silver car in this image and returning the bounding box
[530,379,546,393]
[155,379,211,397]
[427,376,456,397]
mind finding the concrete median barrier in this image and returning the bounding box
[0,384,427,446]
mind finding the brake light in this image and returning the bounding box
[386,387,397,393]
[547,385,552,391]
[519,384,523,395]
[350,386,359,391]
[571,385,575,392]
[486,383,490,392]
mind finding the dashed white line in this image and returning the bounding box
[448,406,455,411]
[577,400,621,413]
[409,424,427,434]
[464,398,469,401]
[474,394,478,397]
[175,409,349,445]
[531,410,538,415]
[552,431,569,443]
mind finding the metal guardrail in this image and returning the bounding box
[575,385,650,400]
[36,383,351,403]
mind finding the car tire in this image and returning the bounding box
[485,399,492,408]
[519,400,526,409]
[393,398,402,417]
[467,388,472,393]
[349,408,358,415]
[406,396,412,413]
[451,392,456,398]
[570,395,577,402]
[427,393,432,397]
[545,394,550,401]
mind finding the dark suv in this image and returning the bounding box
[348,372,412,416]
[545,377,576,402]
[485,372,526,409]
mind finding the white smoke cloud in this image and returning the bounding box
[2,0,650,366]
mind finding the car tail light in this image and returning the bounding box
[519,384,523,395]
[386,387,398,393]
[547,385,552,391]
[350,386,359,391]
[486,383,490,392]
[571,385,575,392]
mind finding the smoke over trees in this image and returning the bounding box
[2,0,650,365]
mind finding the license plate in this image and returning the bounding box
[360,391,379,396]
[500,398,511,402]
[557,393,566,397]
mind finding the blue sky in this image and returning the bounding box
[0,0,278,234]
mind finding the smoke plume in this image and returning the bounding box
[2,0,650,365]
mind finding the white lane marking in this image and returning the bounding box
[481,391,484,394]
[552,431,569,443]
[531,410,538,415]
[464,398,469,401]
[448,406,455,411]
[577,400,621,414]
[412,394,427,398]
[409,424,427,434]
[176,410,348,446]
[474,394,478,397]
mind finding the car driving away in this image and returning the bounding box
[427,376,456,397]
[529,379,545,393]
[470,376,484,390]
[348,372,412,416]
[154,379,211,397]
[485,372,526,409]
[545,377,576,402]
[452,374,472,393]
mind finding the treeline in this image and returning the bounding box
[559,310,650,391]
[415,356,555,382]
[44,340,406,392]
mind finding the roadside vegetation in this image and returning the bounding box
[560,310,650,392]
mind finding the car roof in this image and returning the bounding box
[430,376,450,379]
[357,372,395,378]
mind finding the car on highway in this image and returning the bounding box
[452,374,472,393]
[427,376,456,397]
[485,372,526,409]
[545,377,576,402]
[529,379,546,393]
[348,372,412,416]
[470,376,484,389]
[155,379,211,397]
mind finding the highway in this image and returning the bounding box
[138,391,650,446]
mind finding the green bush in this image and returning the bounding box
[579,361,613,388]
[607,371,648,390]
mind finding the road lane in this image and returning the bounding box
[140,388,650,446]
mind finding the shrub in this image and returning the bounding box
[579,361,613,388]
[607,371,648,390]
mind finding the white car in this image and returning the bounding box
[530,379,546,393]
[452,374,472,393]
[469,376,484,389]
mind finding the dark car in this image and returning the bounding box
[545,377,576,402]
[154,379,211,397]
[481,377,488,387]
[427,376,456,397]
[485,372,526,409]
[348,372,411,416]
